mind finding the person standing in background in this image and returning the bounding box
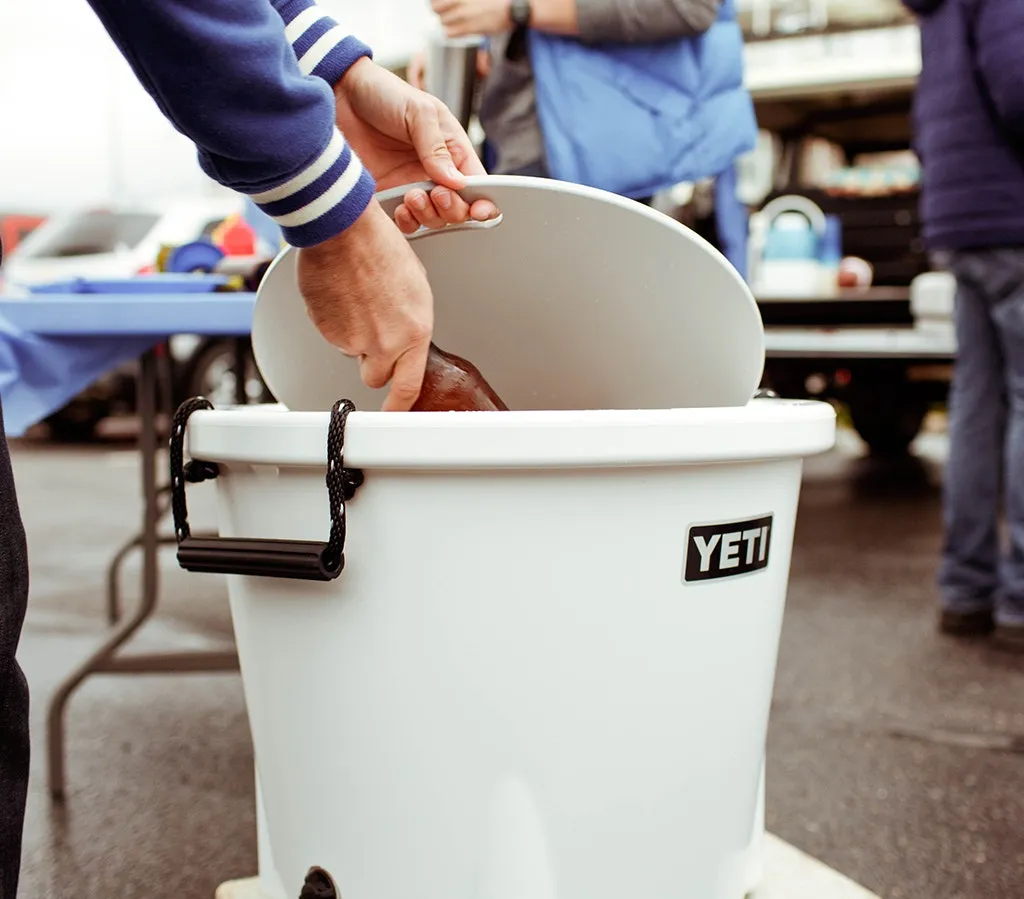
[407,0,757,276]
[0,1,496,895]
[903,0,1024,650]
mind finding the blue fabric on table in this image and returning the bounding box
[0,312,154,437]
[0,284,255,437]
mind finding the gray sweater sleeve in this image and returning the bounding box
[575,0,721,44]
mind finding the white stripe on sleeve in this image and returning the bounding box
[248,130,346,204]
[297,25,349,76]
[269,155,367,227]
[284,7,329,44]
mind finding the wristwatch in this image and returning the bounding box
[509,0,532,27]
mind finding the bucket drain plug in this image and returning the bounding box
[299,867,339,899]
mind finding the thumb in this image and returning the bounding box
[382,340,431,412]
[406,97,466,190]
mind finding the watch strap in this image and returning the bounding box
[510,0,532,27]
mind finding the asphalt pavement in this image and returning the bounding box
[8,422,1024,899]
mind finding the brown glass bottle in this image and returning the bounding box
[411,343,509,412]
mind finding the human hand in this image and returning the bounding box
[336,58,497,231]
[431,0,512,37]
[407,51,428,91]
[297,200,434,411]
[406,48,490,92]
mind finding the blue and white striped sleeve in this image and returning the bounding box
[270,0,374,87]
[84,0,376,248]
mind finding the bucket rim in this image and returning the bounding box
[184,399,837,470]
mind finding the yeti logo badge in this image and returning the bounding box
[684,515,773,583]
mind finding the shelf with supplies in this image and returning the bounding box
[743,24,921,103]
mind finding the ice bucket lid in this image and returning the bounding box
[252,175,765,413]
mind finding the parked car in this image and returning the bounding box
[0,198,276,439]
[0,197,253,288]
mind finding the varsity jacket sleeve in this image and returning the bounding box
[268,0,370,87]
[973,0,1024,142]
[575,0,720,44]
[83,0,376,247]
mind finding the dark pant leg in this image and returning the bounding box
[975,248,1024,625]
[0,397,29,899]
[939,251,1007,613]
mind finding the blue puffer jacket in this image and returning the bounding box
[904,0,1024,250]
[528,0,757,200]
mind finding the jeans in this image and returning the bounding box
[940,248,1024,626]
[0,397,29,899]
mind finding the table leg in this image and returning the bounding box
[47,348,239,801]
[105,335,238,624]
[140,348,160,611]
[46,349,157,799]
[106,533,142,625]
[106,484,171,624]
[233,336,249,405]
[106,337,249,624]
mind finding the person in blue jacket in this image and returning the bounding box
[409,0,758,275]
[903,0,1024,650]
[0,2,497,894]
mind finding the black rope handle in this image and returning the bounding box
[169,397,364,581]
[323,398,363,573]
[170,397,218,542]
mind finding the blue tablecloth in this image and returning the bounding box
[0,292,256,437]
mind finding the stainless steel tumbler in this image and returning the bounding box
[424,34,484,129]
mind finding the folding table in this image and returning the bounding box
[0,290,256,799]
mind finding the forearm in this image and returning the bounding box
[530,0,581,36]
[575,0,720,44]
[83,0,375,247]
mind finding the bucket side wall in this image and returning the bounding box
[217,459,805,899]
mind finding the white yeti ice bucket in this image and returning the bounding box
[179,401,834,899]
[172,176,836,899]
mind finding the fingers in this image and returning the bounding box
[469,198,500,221]
[413,187,455,228]
[356,320,432,410]
[354,310,431,409]
[429,0,473,36]
[476,49,492,79]
[393,187,499,234]
[394,203,421,235]
[439,18,474,38]
[358,353,394,391]
[382,339,432,412]
[405,97,466,189]
[404,187,470,227]
[407,52,427,90]
[442,116,488,179]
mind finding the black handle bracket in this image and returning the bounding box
[169,397,363,581]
